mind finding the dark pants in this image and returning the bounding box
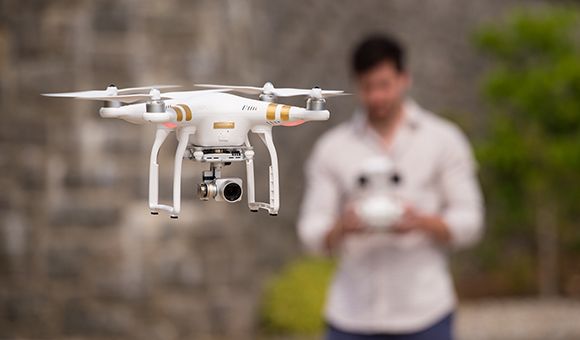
[324,313,453,340]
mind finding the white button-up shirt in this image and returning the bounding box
[297,99,484,334]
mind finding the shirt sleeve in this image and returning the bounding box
[438,128,485,250]
[296,140,342,255]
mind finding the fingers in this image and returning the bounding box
[392,204,419,233]
[341,203,364,233]
[392,219,414,233]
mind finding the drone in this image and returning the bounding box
[43,83,345,218]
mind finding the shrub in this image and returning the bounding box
[261,257,336,336]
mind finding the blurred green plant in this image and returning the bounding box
[472,5,580,296]
[260,257,335,336]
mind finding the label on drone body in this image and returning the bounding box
[213,122,235,129]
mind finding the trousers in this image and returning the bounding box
[324,313,453,340]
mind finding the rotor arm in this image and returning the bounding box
[100,103,148,124]
[289,107,330,122]
[99,103,177,124]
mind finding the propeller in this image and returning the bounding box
[42,84,182,103]
[194,82,346,98]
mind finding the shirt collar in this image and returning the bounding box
[351,98,422,136]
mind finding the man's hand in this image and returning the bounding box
[326,204,452,251]
[393,205,451,243]
[325,204,364,251]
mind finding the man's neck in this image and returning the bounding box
[368,101,405,145]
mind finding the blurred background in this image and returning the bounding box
[1,0,580,339]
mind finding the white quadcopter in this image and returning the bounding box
[43,83,345,218]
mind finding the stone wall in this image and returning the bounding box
[0,0,553,339]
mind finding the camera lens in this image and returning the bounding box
[223,182,242,202]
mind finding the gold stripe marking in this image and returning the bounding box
[267,103,277,120]
[177,104,192,121]
[214,122,235,129]
[171,106,183,121]
[280,105,291,121]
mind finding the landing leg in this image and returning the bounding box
[149,125,173,214]
[244,136,258,212]
[171,127,196,218]
[250,127,280,215]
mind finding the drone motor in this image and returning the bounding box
[145,87,166,114]
[306,86,326,111]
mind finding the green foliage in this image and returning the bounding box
[476,8,579,70]
[470,5,580,294]
[475,6,580,188]
[260,257,335,336]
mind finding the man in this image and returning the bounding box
[297,35,484,340]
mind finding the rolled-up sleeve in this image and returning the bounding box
[439,129,485,250]
[297,141,342,255]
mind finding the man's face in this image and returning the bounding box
[356,61,410,119]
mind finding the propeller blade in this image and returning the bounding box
[271,88,345,97]
[88,89,232,102]
[74,94,166,103]
[194,84,262,95]
[195,83,346,98]
[43,88,231,104]
[318,92,350,98]
[117,85,181,95]
[42,85,181,99]
[42,90,113,98]
[162,89,232,99]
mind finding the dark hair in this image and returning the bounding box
[352,34,405,75]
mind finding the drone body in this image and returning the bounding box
[103,91,329,146]
[44,83,344,218]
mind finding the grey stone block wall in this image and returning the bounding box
[0,0,555,338]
